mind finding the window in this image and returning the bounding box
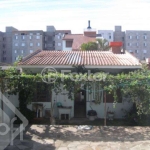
[128,43,131,46]
[66,40,73,47]
[3,44,5,48]
[136,43,139,46]
[58,35,60,39]
[30,50,33,53]
[144,35,147,39]
[129,50,132,53]
[15,35,18,39]
[58,43,61,46]
[36,35,40,39]
[129,35,132,39]
[3,57,6,61]
[22,35,25,40]
[136,36,139,39]
[32,83,52,102]
[14,50,17,53]
[108,33,111,39]
[21,43,25,46]
[143,50,147,54]
[15,43,18,46]
[103,89,122,103]
[15,56,18,60]
[30,43,33,46]
[21,50,23,54]
[29,35,32,39]
[36,33,40,35]
[144,42,147,47]
[45,44,47,48]
[135,50,138,53]
[37,43,40,46]
[29,33,33,35]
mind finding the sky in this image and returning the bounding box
[0,0,150,33]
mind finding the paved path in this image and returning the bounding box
[4,125,150,150]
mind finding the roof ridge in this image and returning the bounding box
[19,49,42,63]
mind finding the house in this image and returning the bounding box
[17,42,141,120]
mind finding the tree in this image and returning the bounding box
[96,38,110,51]
[81,42,98,51]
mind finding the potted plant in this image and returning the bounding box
[107,111,114,120]
[87,110,97,121]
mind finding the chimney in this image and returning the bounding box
[84,20,96,37]
[109,42,123,54]
[87,20,91,29]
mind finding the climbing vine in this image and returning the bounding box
[1,65,150,116]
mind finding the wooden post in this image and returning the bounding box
[104,92,106,126]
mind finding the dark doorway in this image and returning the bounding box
[74,89,86,118]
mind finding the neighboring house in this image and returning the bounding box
[18,42,141,119]
[62,34,95,51]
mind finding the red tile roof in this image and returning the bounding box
[63,34,96,50]
[19,50,141,67]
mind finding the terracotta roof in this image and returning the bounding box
[19,50,141,67]
[63,34,96,50]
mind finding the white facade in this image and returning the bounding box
[62,40,72,51]
[27,86,132,119]
[98,30,114,42]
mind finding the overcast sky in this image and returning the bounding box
[0,0,150,33]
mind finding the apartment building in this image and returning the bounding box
[125,30,150,60]
[0,26,71,63]
[12,30,43,62]
[55,30,71,50]
[97,30,114,42]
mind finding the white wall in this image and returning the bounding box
[62,40,72,51]
[27,89,74,119]
[86,90,132,119]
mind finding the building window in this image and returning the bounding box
[136,43,139,46]
[21,43,25,46]
[22,35,25,40]
[15,56,18,60]
[30,43,33,46]
[108,33,111,39]
[33,83,52,102]
[144,35,147,39]
[58,35,60,39]
[143,50,147,54]
[135,50,138,53]
[144,42,147,47]
[58,43,61,46]
[29,33,33,35]
[15,43,18,46]
[129,35,132,39]
[3,57,6,61]
[66,40,73,47]
[21,50,24,54]
[36,33,40,35]
[29,35,32,39]
[14,50,17,53]
[30,50,33,53]
[136,36,139,39]
[3,44,5,48]
[15,35,18,39]
[128,43,131,46]
[37,43,40,46]
[45,44,47,48]
[129,50,132,53]
[36,35,40,39]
